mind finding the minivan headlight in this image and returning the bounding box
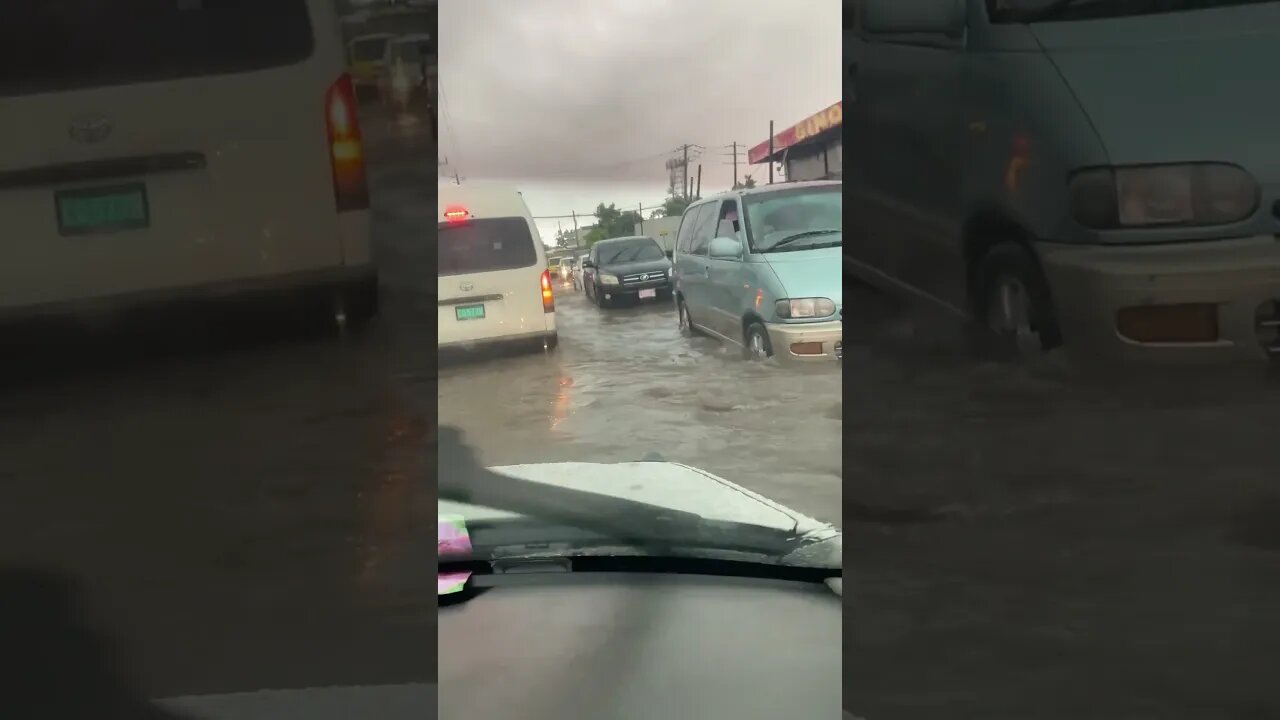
[775,297,836,318]
[599,273,620,286]
[1069,163,1258,229]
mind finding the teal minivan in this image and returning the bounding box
[848,0,1280,363]
[672,182,843,362]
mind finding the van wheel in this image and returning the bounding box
[972,243,1060,361]
[745,322,773,361]
[677,297,697,336]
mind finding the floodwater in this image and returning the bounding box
[436,281,844,527]
[843,280,1280,719]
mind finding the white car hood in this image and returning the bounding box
[159,683,435,720]
[439,461,838,543]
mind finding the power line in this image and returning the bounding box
[532,199,672,220]
[437,77,463,176]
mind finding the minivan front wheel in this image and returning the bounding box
[745,322,773,361]
[973,243,1060,361]
[677,298,697,336]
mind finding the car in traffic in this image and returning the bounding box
[583,236,674,308]
[346,32,395,102]
[848,0,1280,364]
[377,32,434,114]
[437,183,557,353]
[0,0,378,329]
[571,252,589,289]
[672,183,843,362]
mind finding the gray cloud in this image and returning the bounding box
[437,0,841,190]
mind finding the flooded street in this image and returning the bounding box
[437,280,843,527]
[845,282,1280,719]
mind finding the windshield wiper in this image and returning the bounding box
[764,229,841,252]
[439,462,813,561]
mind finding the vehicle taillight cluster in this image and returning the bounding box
[541,270,555,313]
[325,73,369,212]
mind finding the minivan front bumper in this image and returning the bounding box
[1037,235,1280,364]
[764,318,842,362]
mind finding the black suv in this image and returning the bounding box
[583,236,673,308]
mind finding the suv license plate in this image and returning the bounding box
[455,304,485,320]
[638,289,656,299]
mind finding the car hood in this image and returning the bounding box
[598,258,671,275]
[439,461,840,563]
[158,684,435,719]
[761,245,843,306]
[1031,4,1280,181]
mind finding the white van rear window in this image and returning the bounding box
[0,0,314,98]
[438,217,539,276]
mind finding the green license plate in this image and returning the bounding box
[55,183,150,236]
[455,304,486,320]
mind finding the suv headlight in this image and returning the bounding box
[1069,163,1258,229]
[599,273,619,286]
[775,297,836,319]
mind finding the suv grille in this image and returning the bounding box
[622,271,665,285]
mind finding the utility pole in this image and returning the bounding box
[557,220,564,247]
[695,164,702,199]
[682,144,690,201]
[454,169,461,185]
[768,121,774,185]
[732,141,739,188]
[638,202,644,233]
[571,210,579,247]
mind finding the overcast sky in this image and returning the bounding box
[437,0,840,244]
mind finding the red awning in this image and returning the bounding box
[748,101,843,164]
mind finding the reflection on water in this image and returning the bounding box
[354,405,429,608]
[436,290,842,523]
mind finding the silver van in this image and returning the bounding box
[672,182,843,362]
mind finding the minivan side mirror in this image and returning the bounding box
[863,0,965,36]
[582,259,594,269]
[665,250,673,260]
[708,236,742,260]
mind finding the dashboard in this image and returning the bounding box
[438,570,842,719]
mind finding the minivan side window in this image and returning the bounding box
[675,203,706,254]
[687,204,718,256]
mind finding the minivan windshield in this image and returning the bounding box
[987,0,1273,22]
[438,217,539,276]
[597,238,665,264]
[744,187,843,252]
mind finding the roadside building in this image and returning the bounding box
[748,101,843,182]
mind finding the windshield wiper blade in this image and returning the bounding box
[764,229,841,251]
[439,463,810,560]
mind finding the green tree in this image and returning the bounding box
[648,194,691,219]
[588,203,643,245]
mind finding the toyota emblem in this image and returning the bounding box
[68,114,114,144]
[459,281,475,291]
[639,273,648,281]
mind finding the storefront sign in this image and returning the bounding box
[748,101,842,164]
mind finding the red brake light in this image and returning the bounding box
[444,205,470,222]
[540,270,554,313]
[325,73,369,212]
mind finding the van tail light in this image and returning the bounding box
[325,73,369,212]
[540,270,555,313]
